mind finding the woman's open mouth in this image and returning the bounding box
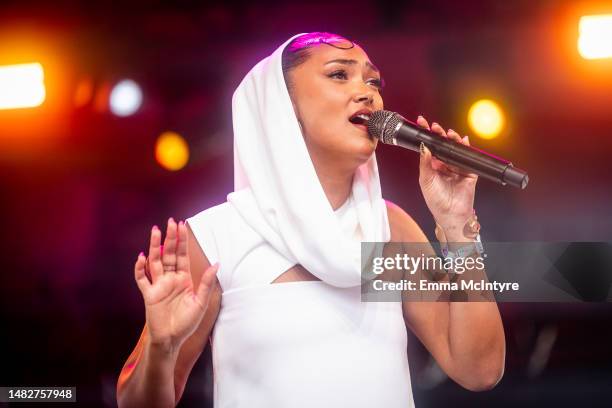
[349,112,371,133]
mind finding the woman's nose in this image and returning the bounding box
[353,90,374,105]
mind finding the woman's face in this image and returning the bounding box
[287,42,384,169]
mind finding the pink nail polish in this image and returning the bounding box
[169,217,175,223]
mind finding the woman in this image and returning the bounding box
[116,32,505,407]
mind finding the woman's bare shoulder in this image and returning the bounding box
[384,200,428,243]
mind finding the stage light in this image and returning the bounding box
[0,63,46,110]
[467,99,505,140]
[109,79,142,116]
[155,131,189,171]
[578,14,612,59]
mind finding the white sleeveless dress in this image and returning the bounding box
[187,195,415,408]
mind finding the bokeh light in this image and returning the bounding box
[74,77,94,108]
[0,63,46,110]
[109,79,142,116]
[467,99,505,139]
[578,14,612,60]
[155,131,190,171]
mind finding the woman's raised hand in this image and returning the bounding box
[134,218,219,353]
[416,116,478,236]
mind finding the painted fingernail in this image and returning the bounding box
[138,251,144,257]
[152,225,158,231]
[169,217,175,223]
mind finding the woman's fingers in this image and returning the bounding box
[417,116,476,179]
[176,220,189,274]
[447,129,463,143]
[416,115,430,130]
[431,122,447,138]
[134,252,150,294]
[148,226,164,283]
[162,217,178,272]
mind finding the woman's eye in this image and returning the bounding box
[327,70,384,92]
[368,78,385,90]
[328,70,348,80]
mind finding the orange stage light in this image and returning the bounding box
[155,131,190,171]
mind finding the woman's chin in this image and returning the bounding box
[349,135,377,162]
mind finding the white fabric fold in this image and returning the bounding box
[226,33,390,288]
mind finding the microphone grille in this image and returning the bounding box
[367,110,402,144]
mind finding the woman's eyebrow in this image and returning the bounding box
[324,59,380,73]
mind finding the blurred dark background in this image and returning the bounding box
[1,0,611,406]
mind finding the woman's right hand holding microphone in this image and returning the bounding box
[134,218,219,355]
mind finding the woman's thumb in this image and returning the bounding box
[196,263,219,306]
[419,142,435,187]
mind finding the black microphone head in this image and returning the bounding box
[367,110,404,144]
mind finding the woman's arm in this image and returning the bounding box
[387,202,505,391]
[116,223,221,407]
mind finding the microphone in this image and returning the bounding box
[367,110,529,190]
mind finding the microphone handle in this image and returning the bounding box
[394,121,529,189]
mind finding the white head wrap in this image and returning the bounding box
[226,33,390,288]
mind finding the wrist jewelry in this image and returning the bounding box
[434,210,484,273]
